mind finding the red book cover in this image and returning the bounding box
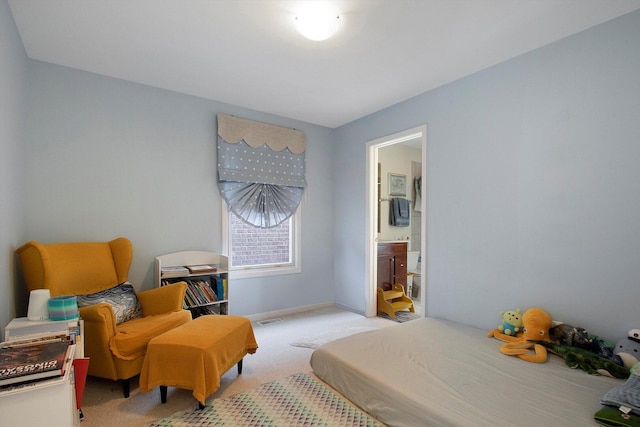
[0,340,70,386]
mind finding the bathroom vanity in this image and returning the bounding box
[377,241,407,291]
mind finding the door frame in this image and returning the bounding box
[365,125,427,317]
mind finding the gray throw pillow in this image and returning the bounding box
[77,282,143,324]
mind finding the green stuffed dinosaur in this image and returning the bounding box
[529,340,630,379]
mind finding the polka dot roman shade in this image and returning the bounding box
[217,114,307,228]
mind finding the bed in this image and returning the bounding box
[310,317,620,426]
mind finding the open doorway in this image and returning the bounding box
[365,125,427,318]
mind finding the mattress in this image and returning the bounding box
[310,317,621,427]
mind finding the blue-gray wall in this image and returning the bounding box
[3,2,639,340]
[0,0,28,337]
[22,61,335,317]
[334,10,640,338]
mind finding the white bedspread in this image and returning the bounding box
[310,317,621,427]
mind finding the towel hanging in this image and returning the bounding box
[390,198,410,227]
[414,176,422,212]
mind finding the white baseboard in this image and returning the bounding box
[335,302,366,317]
[245,301,336,323]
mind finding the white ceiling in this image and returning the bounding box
[9,0,640,128]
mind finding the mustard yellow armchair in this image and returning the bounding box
[16,238,192,397]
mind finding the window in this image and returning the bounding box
[222,204,301,279]
[217,114,305,278]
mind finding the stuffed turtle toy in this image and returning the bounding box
[530,340,630,379]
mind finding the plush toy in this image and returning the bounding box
[550,323,623,366]
[531,340,630,379]
[549,323,591,347]
[614,329,640,369]
[486,308,523,337]
[499,308,523,336]
[491,307,553,363]
[581,336,623,366]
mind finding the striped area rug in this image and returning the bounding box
[149,372,384,427]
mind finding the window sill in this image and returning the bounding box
[229,264,301,280]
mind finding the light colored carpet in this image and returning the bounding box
[290,326,377,349]
[149,372,384,426]
[80,306,393,427]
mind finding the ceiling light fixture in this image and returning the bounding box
[295,2,340,41]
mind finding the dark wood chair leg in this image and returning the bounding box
[160,385,167,404]
[122,378,130,398]
[237,359,243,374]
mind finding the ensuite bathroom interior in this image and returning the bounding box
[377,140,423,315]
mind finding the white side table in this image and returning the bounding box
[0,344,80,426]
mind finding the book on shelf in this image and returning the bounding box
[4,317,84,358]
[4,317,80,341]
[183,278,218,308]
[161,266,190,277]
[187,264,218,274]
[195,279,217,302]
[3,333,68,347]
[0,346,76,396]
[214,276,225,301]
[0,340,72,387]
[190,305,223,318]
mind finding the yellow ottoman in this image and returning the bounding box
[139,315,258,406]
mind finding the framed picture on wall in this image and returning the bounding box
[388,173,406,196]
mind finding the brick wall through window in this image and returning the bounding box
[230,213,291,266]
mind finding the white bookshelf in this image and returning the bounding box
[155,251,229,316]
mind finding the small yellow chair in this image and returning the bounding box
[16,237,192,397]
[377,283,415,319]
